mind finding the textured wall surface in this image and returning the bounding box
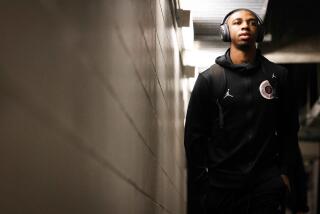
[0,0,186,213]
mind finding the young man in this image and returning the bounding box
[184,8,301,214]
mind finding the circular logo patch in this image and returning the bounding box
[259,80,274,99]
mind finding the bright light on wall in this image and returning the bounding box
[179,0,194,50]
[179,0,193,10]
[183,49,225,69]
[181,26,194,50]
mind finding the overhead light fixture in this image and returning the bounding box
[177,9,191,27]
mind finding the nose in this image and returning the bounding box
[241,21,250,30]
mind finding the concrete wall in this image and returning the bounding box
[0,0,186,213]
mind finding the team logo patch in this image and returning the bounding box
[259,80,274,99]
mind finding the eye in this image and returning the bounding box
[233,20,241,25]
[249,20,258,26]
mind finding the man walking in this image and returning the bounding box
[185,8,301,214]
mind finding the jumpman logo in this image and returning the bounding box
[272,73,277,79]
[223,89,234,99]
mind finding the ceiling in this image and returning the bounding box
[180,0,320,68]
[191,0,268,38]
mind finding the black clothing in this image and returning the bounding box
[184,49,300,189]
[286,147,309,213]
[205,173,287,214]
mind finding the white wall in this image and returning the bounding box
[0,1,186,213]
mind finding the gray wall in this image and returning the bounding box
[0,0,186,213]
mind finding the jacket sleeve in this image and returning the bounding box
[286,147,309,213]
[277,68,300,176]
[293,148,309,212]
[184,73,214,169]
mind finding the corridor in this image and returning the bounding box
[0,0,319,214]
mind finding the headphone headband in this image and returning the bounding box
[221,8,263,25]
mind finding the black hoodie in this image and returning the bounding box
[184,49,300,189]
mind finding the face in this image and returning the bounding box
[227,10,259,48]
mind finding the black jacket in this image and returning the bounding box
[286,147,309,213]
[184,49,300,189]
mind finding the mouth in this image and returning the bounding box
[239,32,251,40]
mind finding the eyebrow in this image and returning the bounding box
[231,17,257,23]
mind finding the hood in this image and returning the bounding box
[215,49,262,74]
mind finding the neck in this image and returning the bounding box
[229,44,257,64]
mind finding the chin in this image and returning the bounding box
[236,43,254,51]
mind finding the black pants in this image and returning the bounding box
[203,175,287,214]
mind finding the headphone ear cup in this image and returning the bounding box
[256,25,265,42]
[220,23,231,42]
